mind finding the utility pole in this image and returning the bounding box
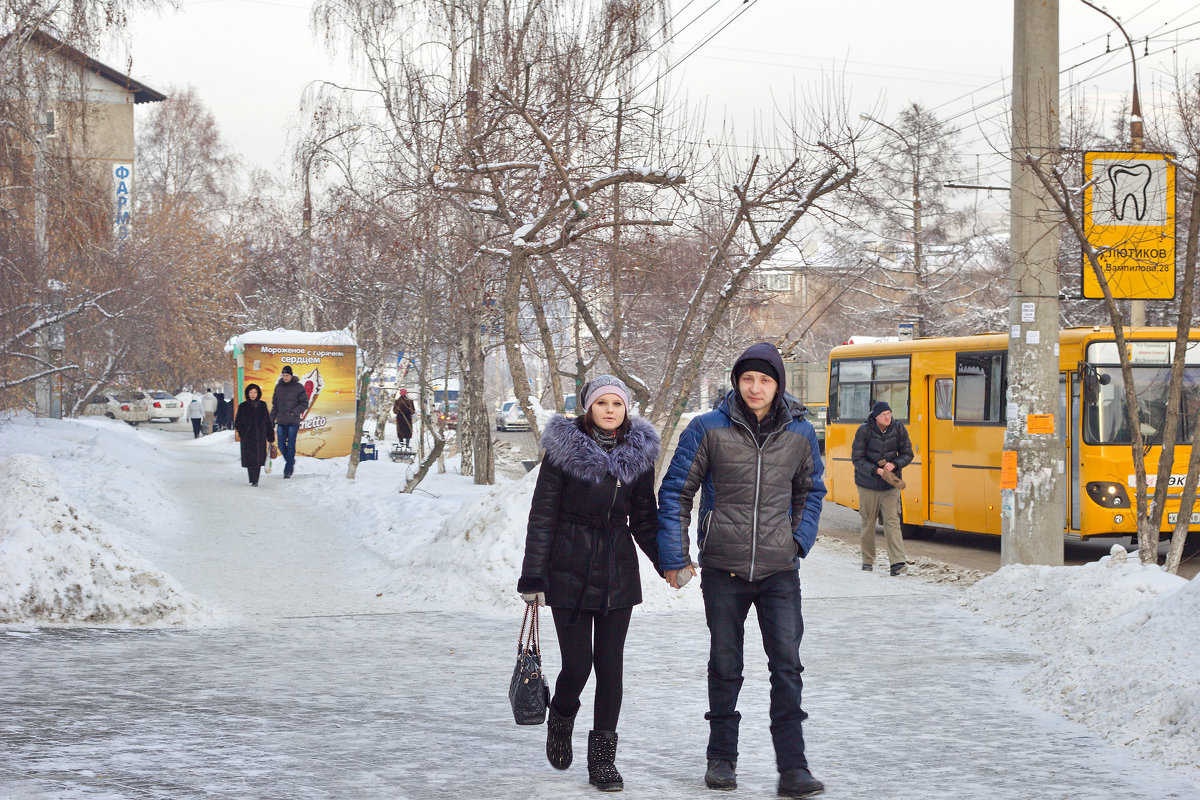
[1003,0,1065,566]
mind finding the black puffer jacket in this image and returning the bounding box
[518,415,661,615]
[271,377,309,426]
[851,408,914,491]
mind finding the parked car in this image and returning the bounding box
[81,391,150,425]
[807,403,827,451]
[563,393,580,417]
[127,390,185,422]
[495,399,531,431]
[437,401,458,430]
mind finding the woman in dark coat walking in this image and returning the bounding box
[518,375,661,792]
[234,383,275,486]
[392,389,414,448]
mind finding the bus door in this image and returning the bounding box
[1069,373,1081,532]
[927,375,955,526]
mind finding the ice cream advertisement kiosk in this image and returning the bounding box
[226,329,360,458]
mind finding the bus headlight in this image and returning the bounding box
[1086,481,1131,508]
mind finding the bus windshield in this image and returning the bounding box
[1084,366,1200,444]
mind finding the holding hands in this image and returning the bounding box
[664,563,697,589]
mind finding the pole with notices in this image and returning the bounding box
[1002,0,1065,566]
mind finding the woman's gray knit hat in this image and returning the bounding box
[582,375,631,412]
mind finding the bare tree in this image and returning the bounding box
[1022,73,1200,572]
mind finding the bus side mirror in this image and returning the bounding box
[1081,370,1111,403]
[1082,372,1098,403]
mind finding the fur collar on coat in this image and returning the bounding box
[540,414,660,485]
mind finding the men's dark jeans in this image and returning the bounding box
[276,424,299,475]
[701,567,808,771]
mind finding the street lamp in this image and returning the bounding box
[1078,0,1147,326]
[302,125,361,240]
[860,112,925,337]
[299,124,360,329]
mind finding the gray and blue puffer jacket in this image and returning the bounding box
[657,390,826,582]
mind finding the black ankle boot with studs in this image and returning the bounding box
[546,701,577,770]
[587,729,623,791]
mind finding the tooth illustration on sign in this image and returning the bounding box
[1107,163,1153,221]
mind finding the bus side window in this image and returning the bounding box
[934,379,953,419]
[955,351,1006,424]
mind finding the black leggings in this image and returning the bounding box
[550,606,632,732]
[247,466,260,484]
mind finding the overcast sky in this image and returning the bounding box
[110,0,1200,181]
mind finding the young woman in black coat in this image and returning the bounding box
[234,383,275,486]
[518,375,661,792]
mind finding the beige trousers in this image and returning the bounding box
[203,411,214,435]
[858,486,906,567]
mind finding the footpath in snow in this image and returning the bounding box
[0,413,1198,799]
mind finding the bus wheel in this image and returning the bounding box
[901,521,925,539]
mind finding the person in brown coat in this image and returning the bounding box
[392,389,415,448]
[235,383,275,487]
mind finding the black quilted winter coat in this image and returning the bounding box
[518,414,662,616]
[851,408,914,491]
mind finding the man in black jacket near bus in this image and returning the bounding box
[851,400,914,575]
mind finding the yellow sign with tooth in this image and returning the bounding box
[1081,151,1175,301]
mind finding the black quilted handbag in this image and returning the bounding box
[509,603,550,725]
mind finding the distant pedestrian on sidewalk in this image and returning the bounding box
[518,375,661,792]
[657,342,827,798]
[187,396,204,438]
[234,383,274,487]
[201,389,217,435]
[852,400,913,576]
[392,389,414,449]
[214,391,230,432]
[271,366,308,479]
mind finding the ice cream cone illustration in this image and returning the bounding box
[300,366,324,420]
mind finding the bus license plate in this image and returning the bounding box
[1167,512,1200,525]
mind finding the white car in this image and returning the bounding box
[81,391,150,425]
[144,390,185,422]
[495,399,531,431]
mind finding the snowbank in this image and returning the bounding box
[0,453,213,627]
[965,552,1199,775]
[370,464,705,614]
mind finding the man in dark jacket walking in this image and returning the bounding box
[271,365,309,478]
[851,400,914,575]
[658,342,826,798]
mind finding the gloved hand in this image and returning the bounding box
[521,592,546,607]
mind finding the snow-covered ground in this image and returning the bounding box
[1,412,1198,795]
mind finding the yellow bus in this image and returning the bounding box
[824,327,1200,541]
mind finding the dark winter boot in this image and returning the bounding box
[587,730,623,792]
[777,767,824,797]
[546,701,577,770]
[704,758,737,790]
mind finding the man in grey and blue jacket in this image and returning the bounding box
[657,341,826,798]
